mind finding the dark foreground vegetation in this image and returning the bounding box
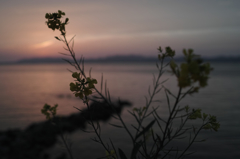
[0,100,131,159]
[0,10,220,159]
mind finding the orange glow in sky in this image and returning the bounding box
[32,40,54,49]
[0,1,240,62]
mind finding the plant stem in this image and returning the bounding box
[62,34,135,146]
[56,121,74,159]
[153,87,182,158]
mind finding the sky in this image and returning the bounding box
[0,0,240,62]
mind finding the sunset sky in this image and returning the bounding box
[1,0,240,62]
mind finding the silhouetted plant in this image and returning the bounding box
[42,10,220,159]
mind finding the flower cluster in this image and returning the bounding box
[185,106,220,132]
[157,46,175,60]
[45,10,69,35]
[41,104,58,120]
[170,49,213,89]
[70,72,97,102]
[203,115,220,131]
[105,150,116,159]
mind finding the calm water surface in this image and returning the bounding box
[0,62,240,158]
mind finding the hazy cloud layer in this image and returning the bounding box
[1,0,240,61]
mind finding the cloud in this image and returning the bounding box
[31,40,53,49]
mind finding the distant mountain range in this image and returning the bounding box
[2,55,240,64]
[15,55,157,64]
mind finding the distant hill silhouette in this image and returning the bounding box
[9,54,240,64]
[204,56,240,62]
[16,57,64,64]
[16,55,158,64]
[87,55,158,62]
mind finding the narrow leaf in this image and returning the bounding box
[55,36,61,41]
[109,123,124,128]
[59,52,71,56]
[118,148,128,159]
[131,141,142,159]
[136,120,155,140]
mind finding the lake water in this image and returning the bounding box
[0,62,240,158]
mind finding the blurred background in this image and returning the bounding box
[0,1,240,158]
